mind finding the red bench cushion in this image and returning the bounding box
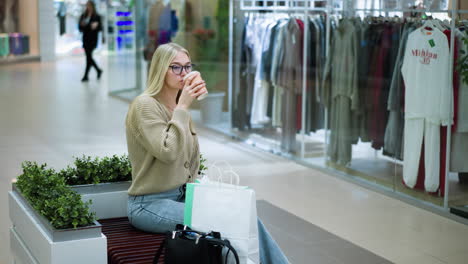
[99,217,165,264]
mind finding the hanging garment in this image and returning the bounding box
[327,19,360,165]
[437,29,459,195]
[451,133,468,172]
[403,119,441,191]
[277,18,303,152]
[244,15,259,128]
[359,22,383,143]
[401,26,452,192]
[262,19,283,122]
[234,16,255,130]
[264,20,283,120]
[270,20,288,127]
[384,22,418,159]
[356,21,371,143]
[454,30,468,132]
[244,16,265,126]
[321,18,338,109]
[277,18,303,95]
[250,19,277,125]
[295,19,305,132]
[406,28,458,196]
[450,29,468,172]
[368,23,394,150]
[306,17,324,133]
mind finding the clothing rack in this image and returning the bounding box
[243,12,289,19]
[239,0,326,11]
[348,8,468,14]
[243,11,325,19]
[336,7,461,19]
[230,0,468,210]
[237,2,329,158]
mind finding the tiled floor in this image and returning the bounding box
[1,55,468,264]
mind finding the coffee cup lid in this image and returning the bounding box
[183,71,200,81]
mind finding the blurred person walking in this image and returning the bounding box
[79,1,103,82]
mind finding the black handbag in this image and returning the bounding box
[153,224,240,264]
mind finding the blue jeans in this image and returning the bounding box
[128,185,289,264]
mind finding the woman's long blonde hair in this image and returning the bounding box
[143,43,190,97]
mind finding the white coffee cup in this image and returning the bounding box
[183,71,208,101]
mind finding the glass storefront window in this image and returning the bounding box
[224,0,468,219]
[99,0,467,217]
[230,0,329,159]
[0,0,39,59]
[108,0,231,126]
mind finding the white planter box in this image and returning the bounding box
[9,181,130,264]
[71,181,131,219]
[9,190,107,264]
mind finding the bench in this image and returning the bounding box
[99,217,165,264]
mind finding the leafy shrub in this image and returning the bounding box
[72,156,101,185]
[58,165,80,186]
[15,153,205,228]
[97,155,132,182]
[61,154,132,185]
[43,191,95,229]
[16,161,95,229]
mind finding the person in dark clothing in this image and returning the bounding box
[79,1,103,82]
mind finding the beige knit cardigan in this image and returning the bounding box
[125,95,200,196]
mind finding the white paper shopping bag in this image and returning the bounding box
[184,181,260,264]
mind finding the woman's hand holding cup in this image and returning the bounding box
[177,71,207,110]
[183,71,208,101]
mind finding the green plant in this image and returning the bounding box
[62,154,132,185]
[97,155,132,182]
[58,165,79,185]
[16,161,95,229]
[44,191,94,229]
[14,154,132,229]
[73,156,101,185]
[199,154,208,175]
[457,36,468,85]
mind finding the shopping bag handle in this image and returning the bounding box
[211,160,233,171]
[222,170,240,186]
[210,163,240,186]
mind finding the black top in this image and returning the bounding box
[79,13,102,50]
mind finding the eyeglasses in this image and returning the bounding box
[169,64,194,75]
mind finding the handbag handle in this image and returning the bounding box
[220,239,240,264]
[204,236,240,264]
